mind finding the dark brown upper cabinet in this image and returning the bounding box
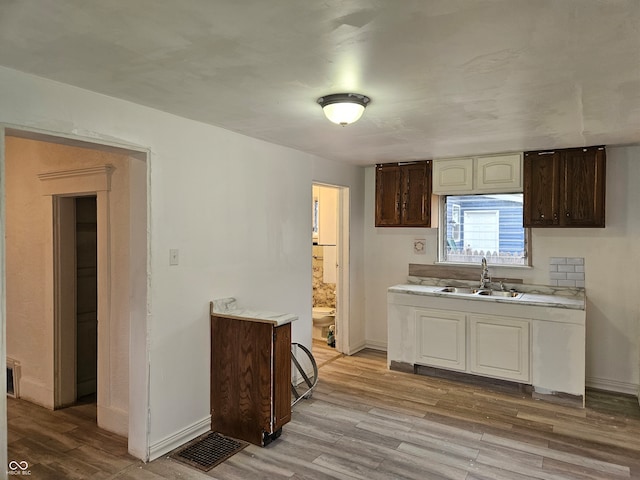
[375,160,433,227]
[523,146,606,228]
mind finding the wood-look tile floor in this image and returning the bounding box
[7,349,640,479]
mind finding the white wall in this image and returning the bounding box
[364,146,640,394]
[0,65,365,460]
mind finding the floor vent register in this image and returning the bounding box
[171,432,248,472]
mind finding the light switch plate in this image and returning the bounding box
[169,249,179,265]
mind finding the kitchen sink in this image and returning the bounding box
[439,286,479,294]
[439,286,523,299]
[477,290,523,298]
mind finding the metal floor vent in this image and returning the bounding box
[172,432,248,472]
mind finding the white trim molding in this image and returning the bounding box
[586,376,639,396]
[148,415,212,461]
[38,165,114,195]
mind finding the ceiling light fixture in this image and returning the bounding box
[317,93,371,126]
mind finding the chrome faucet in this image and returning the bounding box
[480,257,491,288]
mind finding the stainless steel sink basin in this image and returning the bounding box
[440,286,478,294]
[439,286,523,299]
[477,290,523,298]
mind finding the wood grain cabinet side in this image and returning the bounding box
[375,160,433,227]
[210,315,291,446]
[523,146,605,228]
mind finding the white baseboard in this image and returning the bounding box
[148,415,211,461]
[586,376,639,396]
[18,376,53,409]
[364,340,387,352]
[345,340,366,355]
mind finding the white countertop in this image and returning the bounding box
[388,284,585,310]
[210,297,298,326]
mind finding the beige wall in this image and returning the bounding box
[6,136,131,431]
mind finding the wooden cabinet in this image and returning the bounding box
[475,154,522,192]
[523,146,606,227]
[432,157,474,193]
[375,160,433,227]
[433,153,522,194]
[388,291,586,404]
[414,308,530,383]
[210,314,291,446]
[415,309,466,371]
[469,314,530,383]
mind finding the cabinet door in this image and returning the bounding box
[523,151,560,227]
[415,309,466,371]
[469,314,530,383]
[561,147,606,227]
[375,164,402,226]
[273,323,291,432]
[401,161,431,226]
[210,316,273,446]
[432,157,473,194]
[476,153,522,192]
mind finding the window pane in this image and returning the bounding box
[442,194,526,265]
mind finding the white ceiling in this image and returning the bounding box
[1,0,639,166]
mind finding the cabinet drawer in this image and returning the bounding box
[415,309,466,371]
[469,314,530,383]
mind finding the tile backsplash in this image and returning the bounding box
[549,257,585,287]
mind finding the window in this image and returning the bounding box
[440,194,529,266]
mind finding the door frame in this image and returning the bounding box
[53,195,78,408]
[336,186,350,354]
[0,124,151,461]
[312,182,350,354]
[40,166,115,427]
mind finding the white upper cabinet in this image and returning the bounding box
[432,157,473,193]
[433,153,522,194]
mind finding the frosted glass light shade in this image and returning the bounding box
[317,93,371,126]
[322,102,365,125]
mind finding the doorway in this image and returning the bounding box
[2,128,150,460]
[75,196,98,399]
[55,195,98,407]
[311,183,349,361]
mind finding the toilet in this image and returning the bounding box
[312,306,335,327]
[312,307,335,341]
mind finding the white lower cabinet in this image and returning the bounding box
[415,309,530,383]
[415,309,466,371]
[469,314,530,382]
[388,289,585,404]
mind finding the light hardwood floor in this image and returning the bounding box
[7,349,640,479]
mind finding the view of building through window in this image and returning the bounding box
[441,194,527,265]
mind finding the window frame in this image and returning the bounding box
[437,194,532,267]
